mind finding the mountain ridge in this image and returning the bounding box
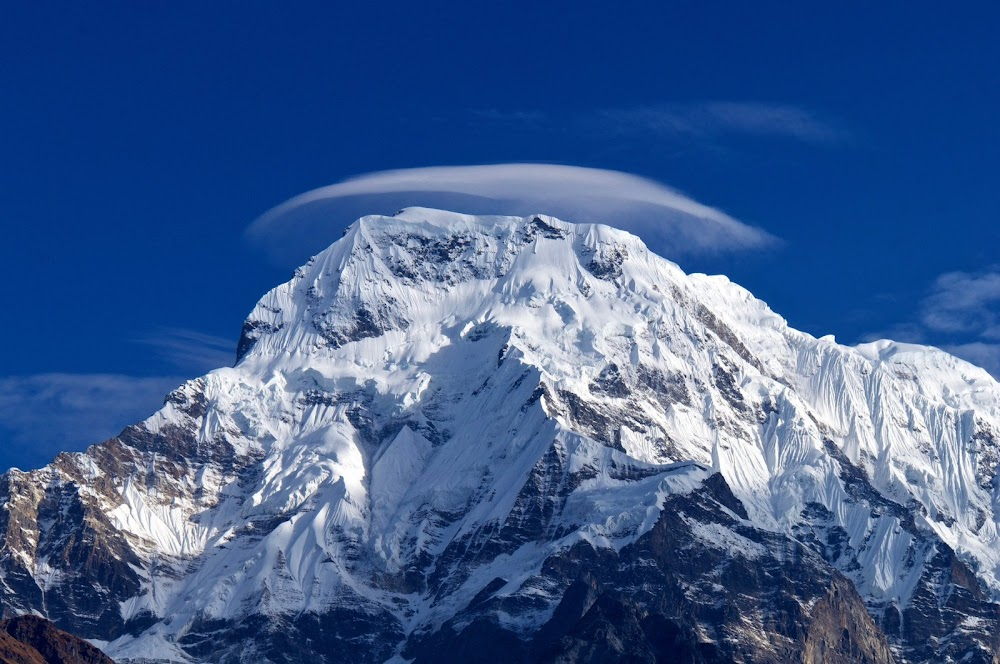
[1,208,998,662]
[0,615,113,664]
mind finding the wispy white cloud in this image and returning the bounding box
[0,373,183,471]
[469,101,849,146]
[246,163,778,266]
[865,267,1000,379]
[591,102,849,144]
[940,343,1000,379]
[134,327,235,374]
[0,327,233,472]
[920,269,1000,337]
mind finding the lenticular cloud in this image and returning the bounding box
[246,163,777,266]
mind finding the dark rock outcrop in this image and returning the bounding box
[0,615,113,664]
[407,473,896,664]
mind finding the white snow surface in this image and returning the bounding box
[20,208,1000,661]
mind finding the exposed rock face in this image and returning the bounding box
[0,615,113,664]
[803,578,895,664]
[1,209,1000,662]
[408,474,896,664]
[0,631,43,664]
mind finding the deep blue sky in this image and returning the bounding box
[1,2,998,470]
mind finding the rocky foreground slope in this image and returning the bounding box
[2,209,1000,662]
[0,615,112,664]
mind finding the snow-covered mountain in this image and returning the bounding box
[2,208,1000,663]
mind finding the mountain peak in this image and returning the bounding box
[235,209,666,364]
[4,208,1000,662]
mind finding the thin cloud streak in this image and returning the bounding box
[0,373,184,471]
[247,163,779,266]
[593,102,849,144]
[135,327,235,374]
[920,269,1000,337]
[0,328,234,472]
[471,101,849,145]
[864,267,1000,379]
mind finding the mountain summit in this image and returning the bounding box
[2,209,999,662]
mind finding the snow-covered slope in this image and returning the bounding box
[2,208,999,663]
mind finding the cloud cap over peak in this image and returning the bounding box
[247,164,778,266]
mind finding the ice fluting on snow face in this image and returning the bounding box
[3,207,1000,662]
